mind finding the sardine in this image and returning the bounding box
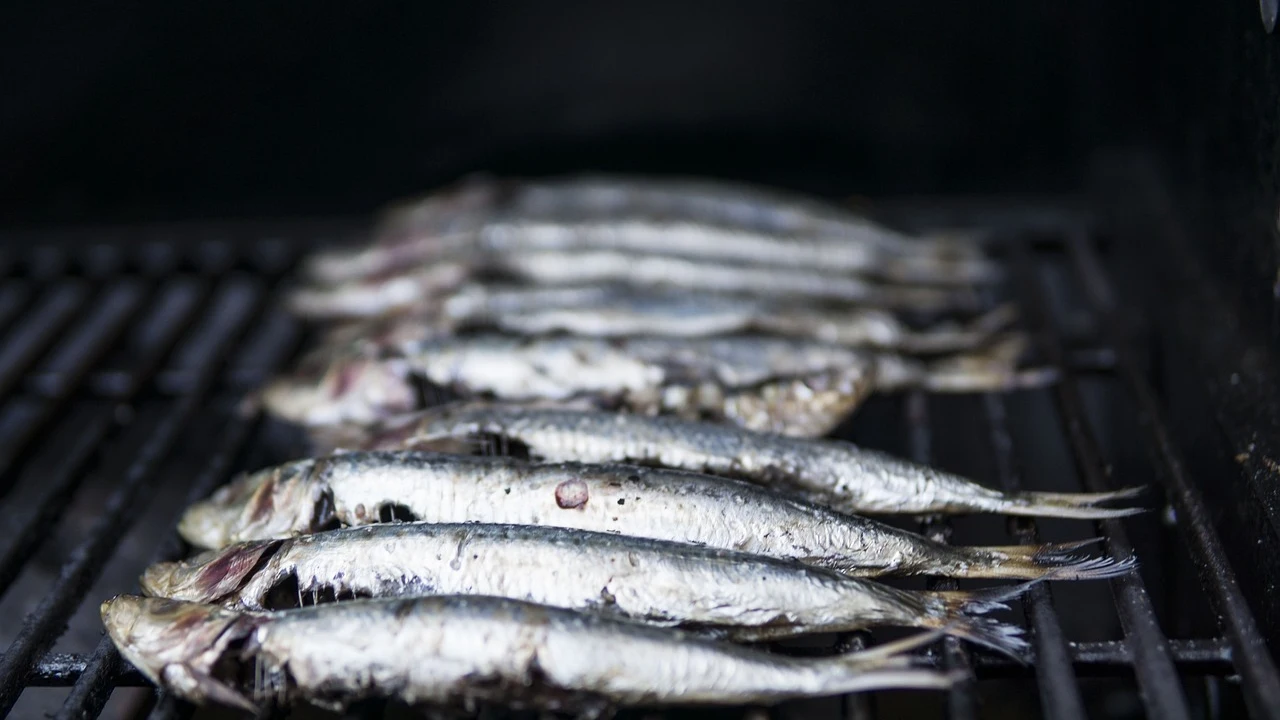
[177,451,1134,582]
[294,247,982,320]
[259,334,1055,435]
[508,175,979,255]
[308,283,1018,353]
[306,174,990,286]
[493,250,980,311]
[477,219,997,286]
[286,260,470,320]
[142,522,1027,654]
[101,594,954,713]
[340,403,1144,520]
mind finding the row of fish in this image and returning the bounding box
[104,175,1141,714]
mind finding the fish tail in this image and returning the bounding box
[899,304,1021,353]
[943,539,1138,581]
[999,486,1148,519]
[823,666,960,694]
[922,585,1033,660]
[911,334,1059,393]
[880,253,1006,286]
[816,631,960,694]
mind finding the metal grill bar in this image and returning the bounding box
[980,393,1088,720]
[909,391,979,720]
[0,278,199,605]
[0,409,115,603]
[0,283,87,404]
[1063,230,1280,718]
[52,293,301,720]
[0,277,267,716]
[1011,240,1194,720]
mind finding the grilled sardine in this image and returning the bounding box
[177,451,1134,582]
[102,594,954,713]
[336,403,1144,520]
[142,522,1027,654]
[306,174,992,286]
[307,283,1018,353]
[260,334,1055,435]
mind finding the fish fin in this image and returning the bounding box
[945,539,1138,581]
[932,579,1039,614]
[922,588,1031,661]
[915,334,1059,393]
[836,628,948,667]
[826,667,959,694]
[161,663,258,713]
[899,303,1020,353]
[999,486,1147,519]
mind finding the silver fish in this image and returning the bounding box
[294,247,982,320]
[177,451,1134,582]
[259,334,1054,435]
[507,174,979,254]
[491,250,980,311]
[477,219,997,286]
[141,522,1027,654]
[310,283,1018,353]
[342,403,1144,520]
[306,174,989,286]
[101,594,954,713]
[286,260,470,321]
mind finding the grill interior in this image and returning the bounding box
[0,191,1274,720]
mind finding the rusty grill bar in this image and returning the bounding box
[0,204,1274,719]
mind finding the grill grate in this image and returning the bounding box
[0,204,1274,720]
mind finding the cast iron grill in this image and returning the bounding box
[0,200,1274,720]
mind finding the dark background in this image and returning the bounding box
[0,3,1158,224]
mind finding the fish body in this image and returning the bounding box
[177,451,1132,582]
[260,334,1051,435]
[102,594,954,712]
[286,261,470,320]
[305,283,1018,355]
[351,404,1144,520]
[142,522,1026,653]
[306,174,992,286]
[477,219,997,286]
[492,250,977,311]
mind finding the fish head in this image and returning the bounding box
[101,595,261,712]
[142,539,283,606]
[178,461,334,550]
[378,175,499,241]
[260,355,419,427]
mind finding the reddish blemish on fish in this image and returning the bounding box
[554,479,589,509]
[246,478,277,523]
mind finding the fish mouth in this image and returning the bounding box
[101,595,261,711]
[179,462,332,550]
[261,356,419,427]
[178,472,273,550]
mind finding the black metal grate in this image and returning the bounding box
[0,203,1275,720]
